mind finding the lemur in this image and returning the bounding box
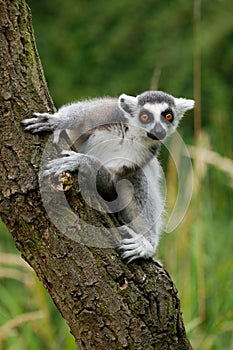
[21,91,194,262]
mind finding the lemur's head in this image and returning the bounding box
[118,91,194,140]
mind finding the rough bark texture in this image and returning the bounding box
[0,1,192,349]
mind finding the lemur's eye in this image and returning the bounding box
[140,114,150,122]
[165,113,173,122]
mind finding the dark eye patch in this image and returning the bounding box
[139,109,154,124]
[161,108,174,123]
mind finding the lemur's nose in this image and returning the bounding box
[147,123,166,140]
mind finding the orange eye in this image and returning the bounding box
[140,114,149,122]
[165,113,173,121]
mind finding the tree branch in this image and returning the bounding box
[0,0,192,348]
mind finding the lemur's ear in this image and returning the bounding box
[174,98,195,116]
[118,94,138,116]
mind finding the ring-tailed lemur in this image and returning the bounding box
[21,91,194,262]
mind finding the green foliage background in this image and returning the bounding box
[0,0,233,349]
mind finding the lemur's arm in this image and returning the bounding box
[21,98,118,134]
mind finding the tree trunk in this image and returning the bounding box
[0,1,192,349]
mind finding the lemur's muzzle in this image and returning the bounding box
[147,123,166,140]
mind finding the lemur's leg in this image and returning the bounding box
[119,226,155,263]
[116,167,163,262]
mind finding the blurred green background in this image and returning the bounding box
[1,0,233,349]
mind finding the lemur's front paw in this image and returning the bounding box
[21,112,55,133]
[119,226,155,263]
[43,151,80,177]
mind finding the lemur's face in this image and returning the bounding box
[118,91,194,141]
[135,102,176,140]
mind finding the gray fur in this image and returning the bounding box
[21,91,194,262]
[137,91,175,106]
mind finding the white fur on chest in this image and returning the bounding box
[79,126,152,171]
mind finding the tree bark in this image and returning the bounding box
[0,1,192,349]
